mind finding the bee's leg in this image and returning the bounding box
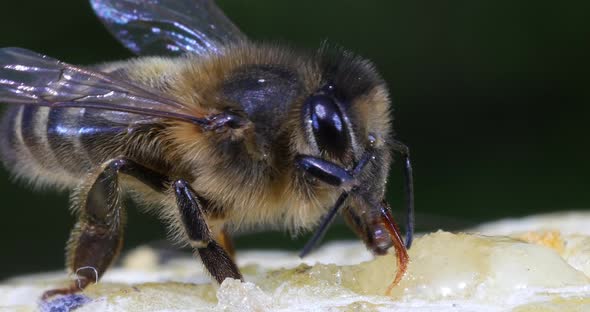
[42,158,168,299]
[173,180,242,283]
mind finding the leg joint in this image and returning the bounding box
[102,157,170,193]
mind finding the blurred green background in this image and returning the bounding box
[0,0,588,280]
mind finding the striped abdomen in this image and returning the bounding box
[0,105,155,188]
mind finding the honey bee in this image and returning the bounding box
[0,0,415,298]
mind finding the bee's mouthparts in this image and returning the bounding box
[297,151,373,258]
[295,151,371,191]
[297,150,410,291]
[378,201,409,294]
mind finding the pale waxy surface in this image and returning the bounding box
[2,212,590,311]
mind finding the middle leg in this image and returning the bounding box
[173,180,242,283]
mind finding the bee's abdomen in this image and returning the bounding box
[0,105,130,188]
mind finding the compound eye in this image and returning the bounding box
[304,94,350,157]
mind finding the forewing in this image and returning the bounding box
[0,47,205,124]
[90,0,247,56]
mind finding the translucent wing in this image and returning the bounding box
[90,0,247,56]
[0,47,207,125]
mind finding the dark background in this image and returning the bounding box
[0,1,588,280]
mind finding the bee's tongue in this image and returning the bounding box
[347,194,409,294]
[377,201,409,295]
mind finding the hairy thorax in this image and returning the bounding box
[162,118,338,233]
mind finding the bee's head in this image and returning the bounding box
[295,46,403,257]
[297,46,393,184]
[299,45,392,167]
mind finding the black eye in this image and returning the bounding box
[303,94,350,157]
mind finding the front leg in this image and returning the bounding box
[173,180,242,283]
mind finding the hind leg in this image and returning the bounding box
[42,158,168,299]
